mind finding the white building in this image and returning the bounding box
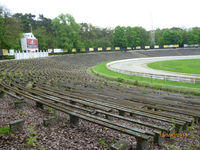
[21,33,38,52]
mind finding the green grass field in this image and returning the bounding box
[147,59,200,74]
[90,62,200,95]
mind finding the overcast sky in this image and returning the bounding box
[1,0,200,30]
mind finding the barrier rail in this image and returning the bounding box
[107,64,200,84]
[65,44,184,53]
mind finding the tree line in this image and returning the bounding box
[0,5,200,50]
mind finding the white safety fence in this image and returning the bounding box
[15,51,49,60]
[107,64,200,84]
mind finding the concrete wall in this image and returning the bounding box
[15,51,48,60]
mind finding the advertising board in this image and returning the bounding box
[26,39,38,49]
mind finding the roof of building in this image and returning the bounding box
[23,33,36,39]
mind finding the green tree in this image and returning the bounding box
[113,26,127,47]
[186,27,200,45]
[155,29,163,45]
[133,26,150,46]
[33,15,56,50]
[126,26,135,47]
[125,26,150,47]
[52,14,81,50]
[155,28,183,45]
[0,6,21,49]
[0,6,6,49]
[80,23,113,48]
[13,13,36,33]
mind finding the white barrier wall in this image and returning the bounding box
[54,49,63,53]
[15,51,49,60]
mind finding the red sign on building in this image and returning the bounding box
[26,39,38,49]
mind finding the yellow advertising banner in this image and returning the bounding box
[89,48,94,52]
[136,46,141,50]
[164,45,169,48]
[127,47,132,50]
[173,44,179,48]
[115,47,120,50]
[98,47,103,51]
[154,45,159,48]
[145,46,150,49]
[106,47,111,51]
[3,49,8,56]
[72,48,76,52]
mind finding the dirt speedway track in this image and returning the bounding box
[0,48,200,150]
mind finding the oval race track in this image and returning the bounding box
[106,55,200,83]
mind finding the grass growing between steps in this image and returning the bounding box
[90,62,200,96]
[0,125,10,134]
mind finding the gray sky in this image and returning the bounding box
[1,0,200,30]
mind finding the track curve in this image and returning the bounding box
[106,55,200,83]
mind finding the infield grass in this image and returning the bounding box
[90,62,200,96]
[147,59,200,74]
